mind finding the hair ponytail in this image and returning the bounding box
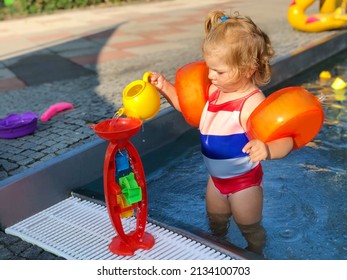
[203,10,275,86]
[204,10,228,35]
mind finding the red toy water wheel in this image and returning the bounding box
[91,117,155,256]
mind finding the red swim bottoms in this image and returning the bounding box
[211,164,263,195]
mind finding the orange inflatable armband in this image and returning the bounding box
[175,61,210,127]
[246,87,324,149]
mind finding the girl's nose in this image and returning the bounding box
[208,69,214,81]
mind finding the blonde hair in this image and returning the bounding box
[203,10,275,86]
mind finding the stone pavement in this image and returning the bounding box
[0,0,345,259]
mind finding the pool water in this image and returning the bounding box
[145,51,347,260]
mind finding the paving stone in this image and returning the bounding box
[18,158,35,166]
[20,142,38,150]
[36,250,64,260]
[55,148,71,155]
[8,154,26,162]
[0,153,12,160]
[41,146,61,154]
[11,141,30,148]
[7,240,32,255]
[0,231,21,244]
[0,244,14,260]
[0,160,18,172]
[5,147,25,155]
[0,171,8,180]
[18,245,45,259]
[40,154,57,161]
[31,152,46,160]
[9,166,27,176]
[20,150,36,157]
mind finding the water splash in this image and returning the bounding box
[112,108,124,120]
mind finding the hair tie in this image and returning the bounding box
[221,16,228,22]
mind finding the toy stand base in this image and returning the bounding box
[109,231,155,256]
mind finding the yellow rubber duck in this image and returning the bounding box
[288,0,347,32]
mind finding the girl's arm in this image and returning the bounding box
[150,73,181,111]
[265,137,294,160]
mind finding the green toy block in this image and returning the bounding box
[118,172,142,205]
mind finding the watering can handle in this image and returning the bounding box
[142,72,152,83]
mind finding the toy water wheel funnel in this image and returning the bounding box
[91,117,142,144]
[91,117,154,256]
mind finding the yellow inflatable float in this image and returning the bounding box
[288,0,347,32]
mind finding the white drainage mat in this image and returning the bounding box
[6,197,242,260]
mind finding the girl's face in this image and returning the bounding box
[204,51,250,93]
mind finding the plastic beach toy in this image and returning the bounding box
[115,72,160,121]
[331,77,347,90]
[91,117,155,256]
[246,87,324,149]
[288,0,347,32]
[40,102,74,122]
[0,112,39,139]
[319,71,332,80]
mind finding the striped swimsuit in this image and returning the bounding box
[199,89,263,195]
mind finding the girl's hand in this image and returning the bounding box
[242,139,269,163]
[149,72,166,91]
[148,72,181,111]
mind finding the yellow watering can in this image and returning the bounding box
[115,72,160,120]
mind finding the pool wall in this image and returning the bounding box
[0,31,347,229]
